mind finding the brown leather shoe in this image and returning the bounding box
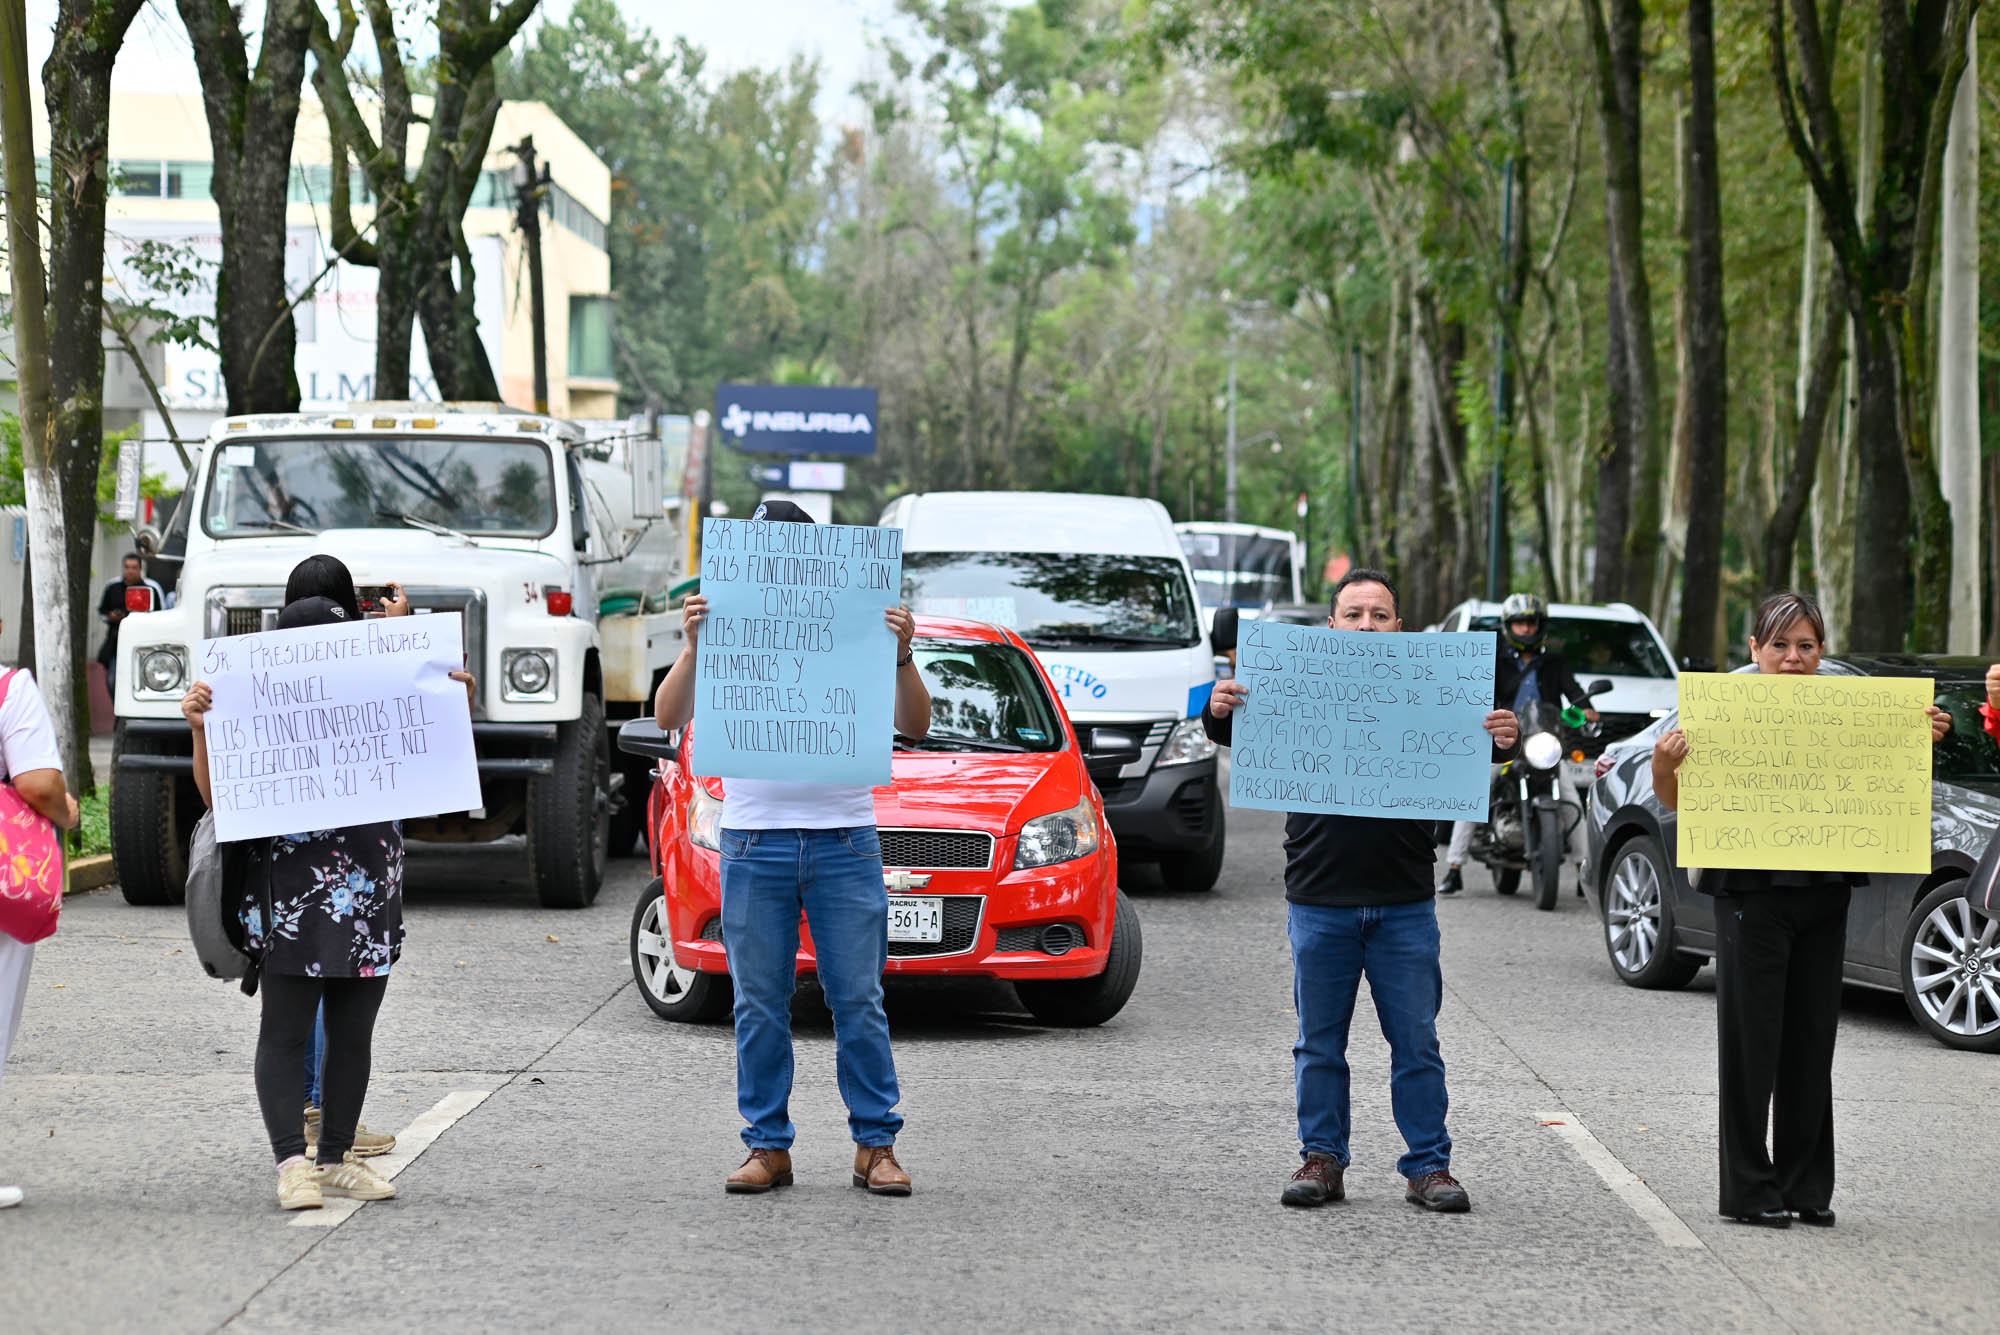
[725,1148,793,1194]
[1281,1153,1345,1208]
[852,1144,911,1196]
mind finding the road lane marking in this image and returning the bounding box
[1539,1111,1706,1251]
[292,1089,494,1229]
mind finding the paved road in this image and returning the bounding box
[4,804,1997,1333]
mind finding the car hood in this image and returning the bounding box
[698,751,1089,838]
[1588,674,1678,716]
[1935,780,2000,855]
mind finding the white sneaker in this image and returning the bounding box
[0,1185,23,1209]
[304,1106,395,1158]
[316,1153,396,1201]
[277,1160,322,1211]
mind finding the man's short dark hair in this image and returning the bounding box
[1329,567,1400,616]
[122,551,143,565]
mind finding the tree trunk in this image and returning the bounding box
[0,0,72,783]
[1593,265,1634,600]
[178,0,311,415]
[1677,0,1729,666]
[1763,255,1845,591]
[1936,24,1979,652]
[1846,312,1909,647]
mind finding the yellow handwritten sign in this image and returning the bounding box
[1675,673,1933,875]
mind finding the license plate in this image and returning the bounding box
[887,896,944,943]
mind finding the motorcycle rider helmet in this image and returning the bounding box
[1500,592,1547,651]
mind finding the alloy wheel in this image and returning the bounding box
[634,896,701,1006]
[1605,849,1662,973]
[1909,897,2000,1038]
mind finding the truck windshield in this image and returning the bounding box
[903,551,1202,650]
[201,435,557,539]
[902,639,1066,753]
[1179,531,1298,608]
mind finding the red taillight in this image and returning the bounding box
[124,585,154,613]
[546,590,574,617]
[1594,754,1616,779]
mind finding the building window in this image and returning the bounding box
[288,164,371,207]
[111,160,164,197]
[165,161,214,200]
[568,295,614,381]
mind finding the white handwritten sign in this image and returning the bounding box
[197,615,481,841]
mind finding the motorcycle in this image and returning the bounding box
[1467,677,1613,911]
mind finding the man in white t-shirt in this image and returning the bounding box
[0,638,83,1210]
[653,500,933,1197]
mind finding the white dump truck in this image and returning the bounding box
[110,404,684,908]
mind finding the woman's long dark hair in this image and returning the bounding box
[284,554,363,622]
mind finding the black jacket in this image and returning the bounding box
[1205,702,1515,907]
[1494,643,1589,717]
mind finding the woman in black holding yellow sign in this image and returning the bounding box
[1653,592,1951,1230]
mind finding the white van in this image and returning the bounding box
[882,491,1228,892]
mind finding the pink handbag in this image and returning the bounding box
[0,670,64,943]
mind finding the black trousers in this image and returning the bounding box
[1711,883,1849,1217]
[255,972,389,1165]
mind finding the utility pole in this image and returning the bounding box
[511,137,550,414]
[1485,159,1515,602]
[0,0,75,784]
[1224,327,1239,525]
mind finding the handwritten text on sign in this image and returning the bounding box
[1675,673,1933,875]
[197,614,481,842]
[692,517,902,785]
[1229,624,1498,820]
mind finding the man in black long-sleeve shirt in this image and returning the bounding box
[1206,569,1518,1213]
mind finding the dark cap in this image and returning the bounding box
[751,499,815,524]
[276,595,352,630]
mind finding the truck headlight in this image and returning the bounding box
[136,646,186,694]
[1156,718,1217,767]
[1013,796,1101,869]
[502,648,556,701]
[688,786,723,851]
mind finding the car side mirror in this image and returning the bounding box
[1586,678,1613,698]
[1210,606,1239,654]
[617,716,679,763]
[1679,655,1717,674]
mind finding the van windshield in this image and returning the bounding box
[201,435,557,538]
[903,552,1202,650]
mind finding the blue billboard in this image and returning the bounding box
[714,383,878,456]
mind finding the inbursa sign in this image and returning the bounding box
[715,383,878,456]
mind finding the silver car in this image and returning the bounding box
[1583,656,2000,1052]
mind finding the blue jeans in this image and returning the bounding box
[719,827,902,1150]
[1288,900,1452,1179]
[301,1006,326,1108]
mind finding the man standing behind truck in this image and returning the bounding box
[653,500,934,1197]
[97,553,166,692]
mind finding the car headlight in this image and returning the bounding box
[1523,731,1563,771]
[1156,717,1217,767]
[1013,795,1101,869]
[136,646,186,694]
[688,786,723,851]
[502,648,556,700]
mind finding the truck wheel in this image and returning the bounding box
[110,722,197,906]
[529,695,611,908]
[1015,891,1143,1027]
[1157,788,1225,893]
[608,756,652,859]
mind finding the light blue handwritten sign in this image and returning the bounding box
[1228,623,1498,820]
[691,517,903,785]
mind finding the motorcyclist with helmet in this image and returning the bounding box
[1440,593,1600,894]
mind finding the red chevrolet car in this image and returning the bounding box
[616,616,1140,1027]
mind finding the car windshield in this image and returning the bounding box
[1179,531,1295,608]
[1471,613,1673,679]
[907,639,1065,753]
[903,552,1202,649]
[201,435,557,538]
[1935,683,2000,787]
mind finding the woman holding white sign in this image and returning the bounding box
[184,572,473,1212]
[1653,591,1951,1230]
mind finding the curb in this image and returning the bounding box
[68,855,118,893]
